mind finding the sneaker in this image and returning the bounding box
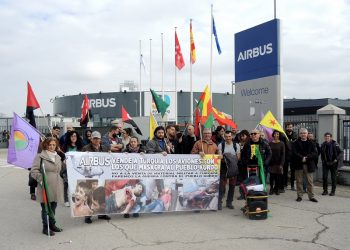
[64,202,70,207]
[85,217,92,224]
[329,192,335,196]
[322,191,328,196]
[123,214,130,218]
[296,197,302,202]
[31,194,36,201]
[132,213,139,218]
[310,198,318,203]
[98,215,111,220]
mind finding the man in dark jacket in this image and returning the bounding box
[283,122,297,190]
[146,126,171,155]
[293,128,318,202]
[241,129,272,180]
[320,132,343,196]
[179,125,198,154]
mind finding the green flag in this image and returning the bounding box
[150,89,169,118]
[255,146,266,192]
[203,113,215,129]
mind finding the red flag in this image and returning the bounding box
[212,107,237,129]
[80,94,90,128]
[175,31,185,70]
[122,106,142,135]
[26,81,40,128]
[194,107,201,137]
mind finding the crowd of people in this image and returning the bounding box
[29,122,343,236]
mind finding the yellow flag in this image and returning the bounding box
[259,111,287,138]
[149,112,158,140]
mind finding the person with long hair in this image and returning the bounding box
[121,128,133,151]
[269,130,285,195]
[30,137,64,236]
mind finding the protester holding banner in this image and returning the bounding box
[61,131,84,207]
[165,124,180,154]
[81,131,110,223]
[102,125,123,152]
[191,128,220,156]
[146,126,171,155]
[30,137,64,236]
[123,136,146,153]
[121,127,133,151]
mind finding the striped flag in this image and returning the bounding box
[212,15,222,54]
[197,85,213,127]
[190,21,196,64]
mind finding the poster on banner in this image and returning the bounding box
[66,152,220,217]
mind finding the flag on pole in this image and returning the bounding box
[259,111,287,139]
[41,161,57,229]
[150,89,169,118]
[203,113,215,129]
[80,94,91,128]
[175,31,185,70]
[7,113,40,169]
[212,16,222,54]
[26,81,40,128]
[194,107,201,137]
[197,85,213,124]
[212,107,237,129]
[122,106,142,135]
[149,112,158,140]
[190,21,196,64]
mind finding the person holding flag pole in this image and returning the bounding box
[30,137,64,236]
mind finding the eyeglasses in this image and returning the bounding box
[250,133,258,135]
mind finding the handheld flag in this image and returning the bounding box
[212,107,237,129]
[190,20,196,64]
[122,106,142,135]
[150,89,169,118]
[175,31,185,70]
[252,145,266,192]
[7,113,40,169]
[149,112,158,140]
[80,94,91,128]
[197,85,213,125]
[259,111,287,139]
[26,81,40,128]
[212,16,222,54]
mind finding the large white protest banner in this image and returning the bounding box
[66,152,220,217]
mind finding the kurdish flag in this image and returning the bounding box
[212,107,237,129]
[7,113,40,169]
[197,85,213,124]
[259,111,287,139]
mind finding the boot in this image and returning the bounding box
[226,202,234,209]
[42,226,55,236]
[50,224,63,232]
[218,202,222,210]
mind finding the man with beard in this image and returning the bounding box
[165,124,180,154]
[102,125,123,153]
[146,126,171,155]
[283,123,297,191]
[320,132,343,196]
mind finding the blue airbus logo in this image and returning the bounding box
[237,43,273,62]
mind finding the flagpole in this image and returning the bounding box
[161,33,164,102]
[139,40,142,117]
[150,38,152,90]
[174,27,178,125]
[210,4,213,101]
[190,19,194,124]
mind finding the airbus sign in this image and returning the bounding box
[235,19,280,82]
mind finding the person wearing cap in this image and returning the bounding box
[82,131,110,223]
[102,126,123,153]
[241,129,272,181]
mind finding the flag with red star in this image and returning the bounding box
[259,111,287,139]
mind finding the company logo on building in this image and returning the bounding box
[237,43,273,62]
[81,98,117,108]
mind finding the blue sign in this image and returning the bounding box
[235,19,280,82]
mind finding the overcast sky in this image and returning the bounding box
[0,0,349,117]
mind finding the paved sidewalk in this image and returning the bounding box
[0,149,349,250]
